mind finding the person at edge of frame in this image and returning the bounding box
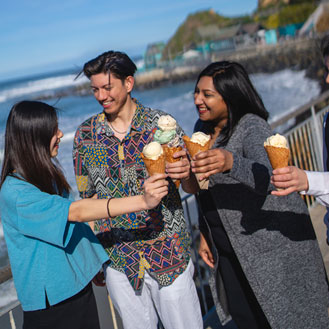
[271,34,329,244]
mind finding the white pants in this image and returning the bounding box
[104,259,203,329]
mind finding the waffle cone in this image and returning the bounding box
[141,154,166,175]
[183,135,210,158]
[195,173,209,190]
[163,145,182,189]
[163,145,183,163]
[264,145,290,169]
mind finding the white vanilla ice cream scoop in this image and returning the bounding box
[158,115,177,131]
[264,133,288,148]
[142,141,163,160]
[190,132,211,146]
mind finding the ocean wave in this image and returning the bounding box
[0,74,88,103]
[61,131,76,143]
[252,69,320,122]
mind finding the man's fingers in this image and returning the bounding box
[271,173,294,183]
[271,187,295,196]
[272,166,292,175]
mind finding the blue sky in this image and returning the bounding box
[0,0,257,80]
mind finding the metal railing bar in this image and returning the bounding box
[271,90,329,130]
[0,265,12,284]
[183,197,209,314]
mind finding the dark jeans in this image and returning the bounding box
[23,282,100,329]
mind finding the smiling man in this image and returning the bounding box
[73,51,202,329]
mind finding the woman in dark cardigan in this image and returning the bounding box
[183,61,329,329]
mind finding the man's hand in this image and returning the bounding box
[165,149,191,180]
[271,166,309,196]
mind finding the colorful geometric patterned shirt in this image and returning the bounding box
[73,100,191,291]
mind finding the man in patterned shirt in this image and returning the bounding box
[73,51,202,329]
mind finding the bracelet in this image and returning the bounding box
[107,198,112,218]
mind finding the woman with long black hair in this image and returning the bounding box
[184,61,329,328]
[0,100,168,329]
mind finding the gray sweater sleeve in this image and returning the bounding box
[226,114,275,195]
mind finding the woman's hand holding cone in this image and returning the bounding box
[199,233,214,268]
[191,148,233,180]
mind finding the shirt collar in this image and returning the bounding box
[96,99,147,135]
[130,99,147,132]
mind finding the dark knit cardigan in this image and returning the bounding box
[200,113,329,328]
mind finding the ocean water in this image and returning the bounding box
[0,67,321,312]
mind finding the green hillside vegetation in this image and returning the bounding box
[259,3,317,28]
[161,1,317,60]
[162,10,252,60]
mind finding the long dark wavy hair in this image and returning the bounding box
[195,61,269,145]
[0,101,71,195]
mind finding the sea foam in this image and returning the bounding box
[0,74,88,103]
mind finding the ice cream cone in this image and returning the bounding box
[183,136,210,190]
[163,145,182,188]
[264,145,290,169]
[163,145,182,163]
[141,153,166,175]
[183,135,210,158]
[195,173,209,189]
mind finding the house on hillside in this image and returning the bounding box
[197,25,223,41]
[265,29,278,44]
[278,22,304,39]
[236,23,265,47]
[144,42,165,69]
[196,25,222,56]
[209,25,242,52]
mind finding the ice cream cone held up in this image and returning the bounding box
[183,132,211,158]
[154,115,182,188]
[183,132,211,189]
[264,134,290,169]
[163,145,182,188]
[142,141,166,176]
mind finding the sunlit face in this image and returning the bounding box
[50,128,63,158]
[90,72,133,116]
[194,76,228,127]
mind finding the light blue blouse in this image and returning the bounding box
[0,175,108,311]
